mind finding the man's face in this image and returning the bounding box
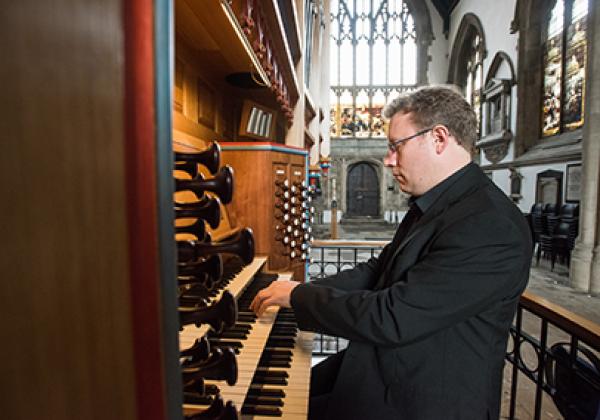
[383,112,433,196]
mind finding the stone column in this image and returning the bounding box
[571,0,600,293]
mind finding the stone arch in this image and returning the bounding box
[447,13,487,86]
[485,51,516,86]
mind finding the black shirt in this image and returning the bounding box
[411,162,473,216]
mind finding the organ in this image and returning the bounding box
[173,140,314,419]
[169,0,330,414]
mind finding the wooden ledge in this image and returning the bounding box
[520,291,600,351]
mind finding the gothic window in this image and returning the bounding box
[447,14,485,136]
[465,34,483,133]
[541,0,588,137]
[329,0,419,139]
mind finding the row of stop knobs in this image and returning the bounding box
[274,179,314,261]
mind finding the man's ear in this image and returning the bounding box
[432,126,450,155]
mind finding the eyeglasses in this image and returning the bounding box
[387,127,434,152]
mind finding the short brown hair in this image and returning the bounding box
[383,85,477,153]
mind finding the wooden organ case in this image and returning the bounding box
[172,0,316,417]
[221,143,313,282]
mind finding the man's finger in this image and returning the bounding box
[257,296,274,317]
[250,288,268,313]
[249,295,259,312]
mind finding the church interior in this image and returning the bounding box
[2,0,599,419]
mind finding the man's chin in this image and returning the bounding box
[397,181,411,194]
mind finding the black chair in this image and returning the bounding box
[535,203,580,270]
[551,222,571,270]
[535,203,559,266]
[543,203,560,236]
[558,203,579,257]
[538,233,554,267]
[530,203,545,264]
[531,203,544,214]
[543,203,560,215]
[560,203,579,220]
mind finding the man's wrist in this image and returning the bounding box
[290,282,306,309]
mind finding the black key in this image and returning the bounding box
[262,349,293,358]
[241,405,282,416]
[208,339,243,349]
[259,359,290,368]
[244,396,284,407]
[247,386,286,398]
[255,368,289,378]
[213,331,247,340]
[252,376,288,386]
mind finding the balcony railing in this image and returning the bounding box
[307,240,600,420]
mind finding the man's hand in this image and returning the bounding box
[249,280,301,317]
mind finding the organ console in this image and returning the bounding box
[172,140,313,419]
[161,0,331,415]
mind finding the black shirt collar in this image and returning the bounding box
[411,162,473,215]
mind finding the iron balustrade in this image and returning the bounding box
[307,240,386,355]
[507,292,600,420]
[307,240,600,419]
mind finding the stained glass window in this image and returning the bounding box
[329,0,418,139]
[542,0,587,137]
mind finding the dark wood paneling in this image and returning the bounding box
[0,1,137,419]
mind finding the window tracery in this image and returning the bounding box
[329,0,419,139]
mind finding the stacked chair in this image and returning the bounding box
[531,203,579,270]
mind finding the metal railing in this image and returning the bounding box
[307,240,386,355]
[507,292,600,419]
[307,240,600,420]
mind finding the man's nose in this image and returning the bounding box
[383,148,396,167]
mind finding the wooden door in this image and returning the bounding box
[346,162,379,217]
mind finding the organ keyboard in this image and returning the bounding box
[180,259,313,419]
[240,310,313,420]
[179,256,268,350]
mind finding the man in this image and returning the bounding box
[250,86,532,419]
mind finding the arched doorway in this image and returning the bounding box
[346,162,379,217]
